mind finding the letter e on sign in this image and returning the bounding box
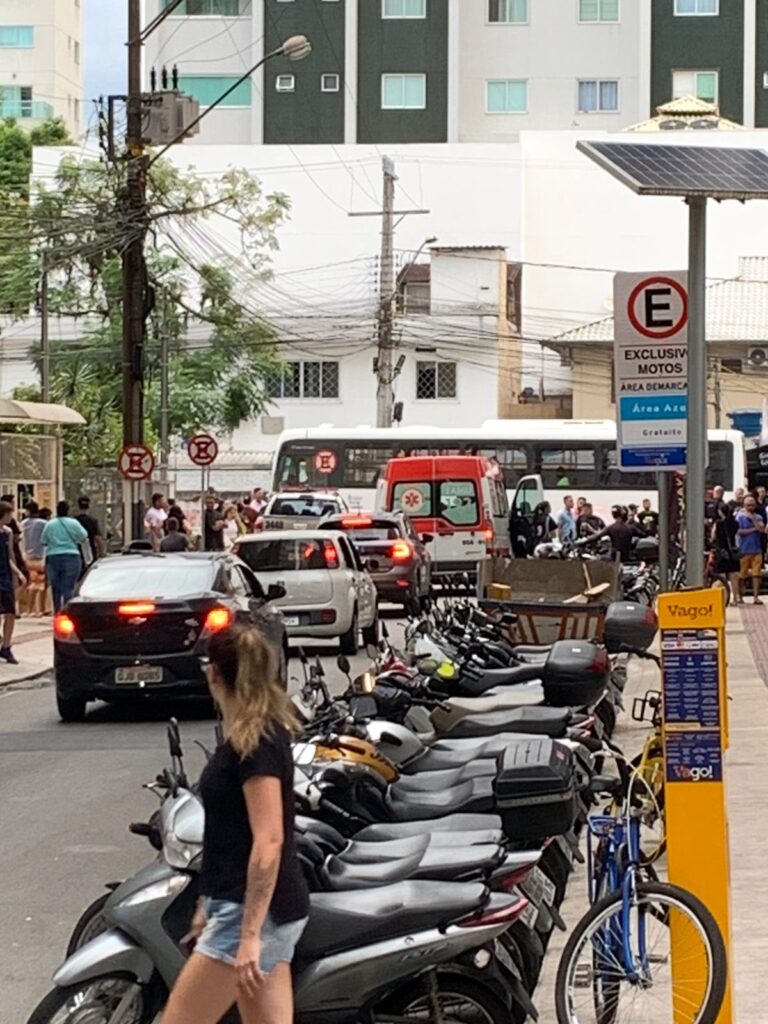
[628,276,688,340]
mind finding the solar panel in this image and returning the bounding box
[577,141,768,200]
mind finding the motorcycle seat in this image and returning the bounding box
[339,834,431,862]
[459,662,542,696]
[297,880,488,959]
[402,733,533,773]
[388,776,494,821]
[339,840,504,880]
[445,685,545,716]
[322,850,426,891]
[393,762,494,792]
[437,705,571,740]
[353,813,503,842]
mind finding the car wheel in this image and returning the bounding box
[339,607,358,656]
[57,691,87,723]
[362,615,380,647]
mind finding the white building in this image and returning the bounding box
[0,0,84,137]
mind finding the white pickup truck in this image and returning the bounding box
[259,491,349,531]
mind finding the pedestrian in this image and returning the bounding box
[1,492,27,587]
[39,507,52,521]
[555,466,571,488]
[204,493,226,552]
[556,495,576,544]
[576,501,604,538]
[223,503,245,550]
[161,623,308,1024]
[592,505,635,563]
[144,493,168,551]
[238,500,258,532]
[705,485,726,526]
[160,517,190,553]
[712,501,742,606]
[0,500,26,662]
[167,496,189,535]
[532,500,556,545]
[41,501,88,612]
[248,487,267,517]
[733,486,746,507]
[736,495,765,605]
[75,496,105,567]
[637,498,659,536]
[20,501,47,617]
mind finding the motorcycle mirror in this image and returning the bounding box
[381,622,390,639]
[336,654,351,676]
[297,646,308,665]
[314,655,325,677]
[167,718,183,759]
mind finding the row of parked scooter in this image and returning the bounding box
[27,596,659,1024]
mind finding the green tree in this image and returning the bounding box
[11,153,288,465]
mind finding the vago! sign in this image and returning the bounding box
[613,271,689,472]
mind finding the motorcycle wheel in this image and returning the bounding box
[25,978,154,1024]
[377,972,517,1024]
[65,892,110,956]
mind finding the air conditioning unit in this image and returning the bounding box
[747,347,768,371]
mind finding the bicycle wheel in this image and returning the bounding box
[555,881,727,1024]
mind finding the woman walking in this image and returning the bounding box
[162,624,308,1024]
[42,501,88,612]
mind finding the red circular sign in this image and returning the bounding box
[314,449,337,474]
[188,433,219,466]
[627,276,688,340]
[118,443,155,481]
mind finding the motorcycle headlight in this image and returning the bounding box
[119,874,189,908]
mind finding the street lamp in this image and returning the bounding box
[149,35,312,164]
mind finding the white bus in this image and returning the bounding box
[270,421,746,520]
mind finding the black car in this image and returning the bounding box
[53,552,287,723]
[319,510,432,611]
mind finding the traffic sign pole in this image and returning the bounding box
[686,198,707,588]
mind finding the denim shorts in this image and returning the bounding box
[196,898,308,972]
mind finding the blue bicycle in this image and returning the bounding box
[554,776,727,1024]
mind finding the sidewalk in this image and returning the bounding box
[0,617,53,686]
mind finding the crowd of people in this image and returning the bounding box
[143,487,269,554]
[706,484,768,606]
[529,494,659,562]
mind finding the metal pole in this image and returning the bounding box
[657,472,669,591]
[159,298,170,479]
[686,196,707,588]
[122,0,147,543]
[40,252,50,403]
[376,156,397,429]
[713,356,722,429]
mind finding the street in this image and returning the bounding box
[0,637,381,1023]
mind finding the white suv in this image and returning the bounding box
[234,530,378,655]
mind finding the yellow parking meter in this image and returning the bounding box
[658,587,733,1024]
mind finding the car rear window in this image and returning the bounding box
[238,539,335,572]
[79,559,215,599]
[269,497,340,518]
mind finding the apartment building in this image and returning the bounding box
[0,1,84,138]
[143,1,768,144]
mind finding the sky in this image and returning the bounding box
[84,0,127,102]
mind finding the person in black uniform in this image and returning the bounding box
[162,623,308,1024]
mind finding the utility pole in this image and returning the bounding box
[122,0,149,540]
[376,157,397,429]
[159,293,170,479]
[40,252,50,403]
[713,356,722,429]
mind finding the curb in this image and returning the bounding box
[0,667,51,691]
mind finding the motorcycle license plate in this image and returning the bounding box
[115,665,162,685]
[283,616,300,627]
[521,866,556,908]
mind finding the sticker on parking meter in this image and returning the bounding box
[661,628,720,728]
[665,730,722,784]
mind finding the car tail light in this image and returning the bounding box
[321,609,336,623]
[341,515,373,528]
[391,540,412,562]
[118,602,156,616]
[457,895,530,928]
[323,540,339,568]
[54,613,77,639]
[204,606,233,632]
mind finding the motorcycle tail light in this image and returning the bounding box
[496,864,535,891]
[457,895,530,928]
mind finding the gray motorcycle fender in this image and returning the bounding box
[53,928,155,988]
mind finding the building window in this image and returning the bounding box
[74,40,80,64]
[266,361,339,399]
[164,0,250,13]
[0,26,34,47]
[382,0,427,17]
[276,74,295,93]
[578,79,619,112]
[579,0,619,22]
[321,73,340,92]
[401,280,430,313]
[488,0,527,21]
[177,75,252,106]
[416,361,457,400]
[674,0,718,14]
[672,69,718,102]
[0,86,34,118]
[486,79,528,113]
[382,74,426,110]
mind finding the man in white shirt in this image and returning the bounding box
[144,493,168,551]
[248,487,267,516]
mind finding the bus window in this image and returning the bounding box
[488,446,529,481]
[598,446,660,489]
[706,442,733,489]
[275,444,343,488]
[440,481,479,526]
[344,445,390,486]
[536,447,596,489]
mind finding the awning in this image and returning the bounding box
[0,398,85,426]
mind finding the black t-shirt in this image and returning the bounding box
[198,728,308,923]
[160,531,188,552]
[204,509,224,551]
[606,521,634,562]
[76,512,101,553]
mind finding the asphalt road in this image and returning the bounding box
[0,633,391,1023]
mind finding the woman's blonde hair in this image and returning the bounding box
[207,623,298,756]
